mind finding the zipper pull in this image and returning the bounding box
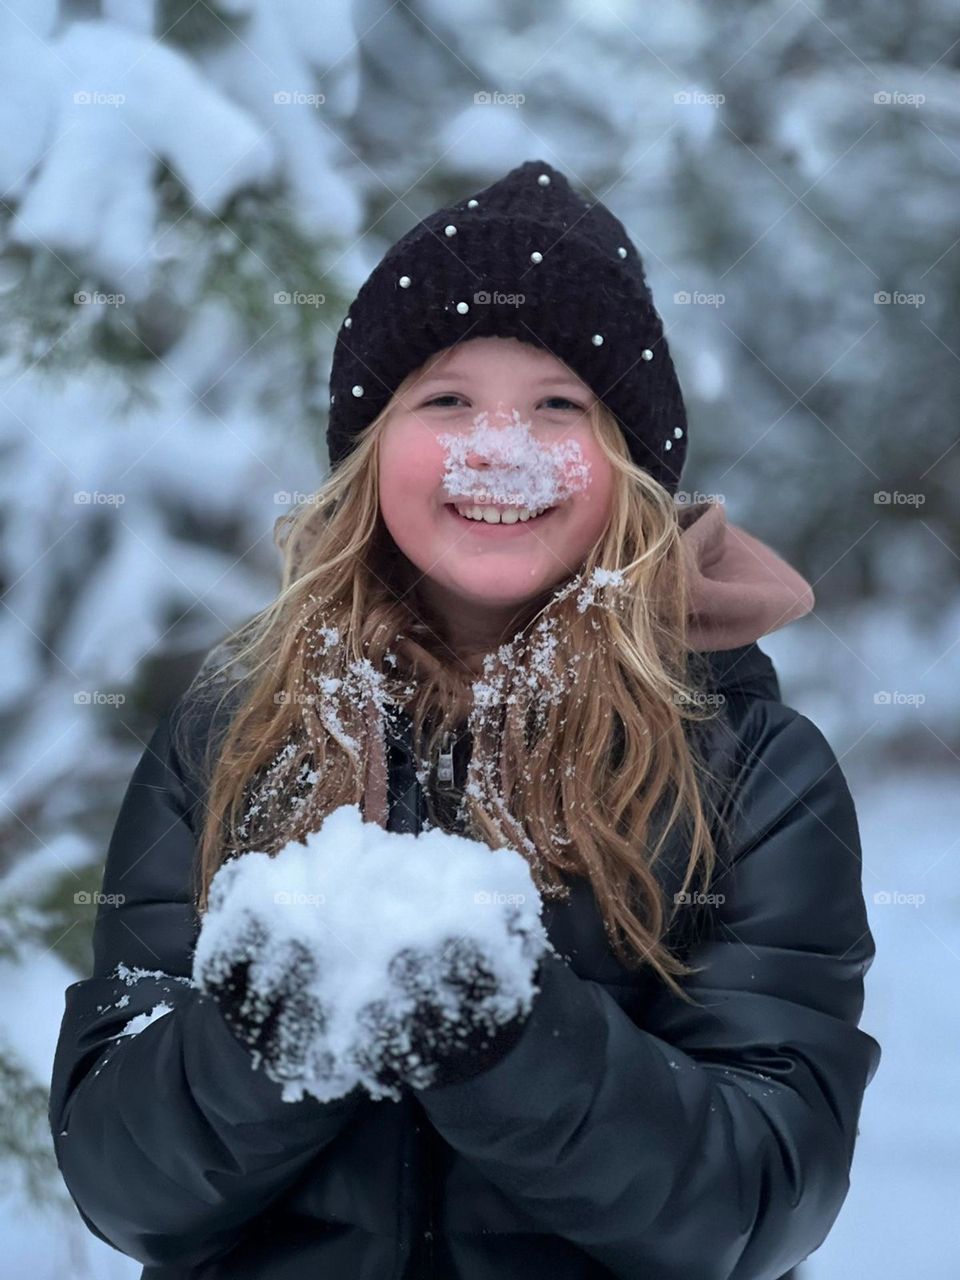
[436,732,454,787]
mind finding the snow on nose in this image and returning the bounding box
[438,409,591,512]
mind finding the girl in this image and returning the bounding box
[50,159,881,1280]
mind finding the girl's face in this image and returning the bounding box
[378,337,614,653]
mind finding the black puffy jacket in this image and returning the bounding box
[49,641,881,1279]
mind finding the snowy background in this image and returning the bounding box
[0,0,956,1275]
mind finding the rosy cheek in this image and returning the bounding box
[404,424,447,472]
[381,425,444,495]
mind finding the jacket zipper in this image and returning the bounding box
[424,1122,435,1274]
[436,731,454,787]
[416,749,438,1277]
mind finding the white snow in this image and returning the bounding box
[115,962,191,987]
[114,1001,174,1038]
[8,20,275,299]
[804,767,960,1277]
[438,409,592,511]
[238,645,404,835]
[202,0,364,241]
[0,831,96,898]
[0,927,140,1277]
[576,566,626,611]
[192,802,550,1102]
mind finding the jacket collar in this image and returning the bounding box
[678,499,814,652]
[696,641,781,702]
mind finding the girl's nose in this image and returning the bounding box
[464,406,516,469]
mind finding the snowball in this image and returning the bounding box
[192,803,551,1102]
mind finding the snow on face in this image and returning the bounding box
[377,336,615,618]
[437,408,591,512]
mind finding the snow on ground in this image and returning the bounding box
[0,945,140,1279]
[805,767,960,1276]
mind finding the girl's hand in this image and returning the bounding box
[190,807,551,1102]
[351,928,543,1093]
[194,909,335,1086]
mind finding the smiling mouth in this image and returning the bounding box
[444,502,556,526]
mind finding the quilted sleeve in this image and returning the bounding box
[48,697,364,1270]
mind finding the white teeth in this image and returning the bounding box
[453,504,548,523]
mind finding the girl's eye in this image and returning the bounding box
[422,395,583,410]
[423,395,462,408]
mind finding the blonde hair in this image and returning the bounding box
[175,354,731,1003]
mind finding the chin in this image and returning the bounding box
[445,574,549,609]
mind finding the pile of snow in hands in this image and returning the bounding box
[191,803,551,1102]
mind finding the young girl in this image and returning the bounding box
[50,159,881,1280]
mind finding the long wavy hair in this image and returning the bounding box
[175,353,735,1003]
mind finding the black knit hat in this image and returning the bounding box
[326,159,687,493]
